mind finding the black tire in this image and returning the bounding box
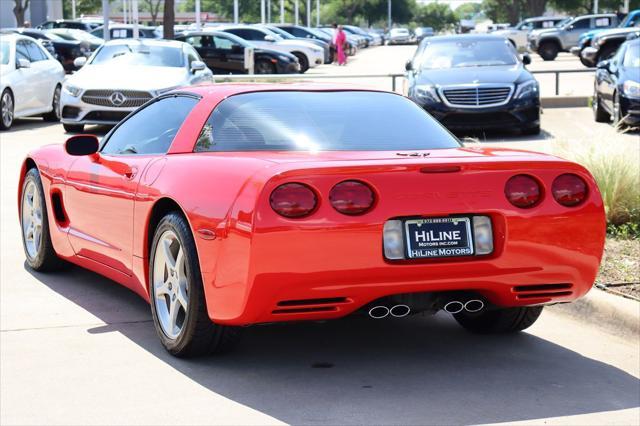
[612,91,626,130]
[42,85,61,122]
[593,87,610,123]
[149,212,241,358]
[255,59,276,74]
[63,123,84,133]
[579,50,593,67]
[292,52,309,73]
[454,306,544,334]
[21,168,64,271]
[538,41,559,61]
[521,124,540,135]
[0,89,14,130]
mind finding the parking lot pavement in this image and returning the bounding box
[307,46,593,96]
[1,118,639,425]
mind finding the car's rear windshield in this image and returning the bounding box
[194,91,459,152]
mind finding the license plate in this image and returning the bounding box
[405,217,474,259]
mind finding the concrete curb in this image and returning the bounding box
[541,96,590,108]
[549,288,640,338]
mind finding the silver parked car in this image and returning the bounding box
[60,39,212,133]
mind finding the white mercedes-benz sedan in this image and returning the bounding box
[60,38,213,132]
[1,34,65,130]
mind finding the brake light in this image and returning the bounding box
[270,183,317,218]
[552,174,587,207]
[505,175,542,208]
[329,180,375,215]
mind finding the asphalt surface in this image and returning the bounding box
[1,46,639,425]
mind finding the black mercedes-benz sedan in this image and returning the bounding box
[406,35,540,135]
[593,37,640,127]
[176,31,299,74]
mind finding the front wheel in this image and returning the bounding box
[612,92,626,130]
[593,87,610,123]
[292,52,309,73]
[149,212,241,357]
[42,85,61,122]
[454,306,543,334]
[255,59,276,74]
[0,89,14,130]
[538,41,559,61]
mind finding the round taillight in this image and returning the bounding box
[270,183,317,218]
[329,180,375,215]
[552,173,588,207]
[505,175,542,208]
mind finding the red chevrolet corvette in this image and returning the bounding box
[19,84,606,357]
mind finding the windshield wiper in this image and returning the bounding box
[119,145,138,154]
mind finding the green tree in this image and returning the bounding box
[414,2,457,31]
[455,2,482,20]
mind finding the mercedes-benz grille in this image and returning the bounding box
[81,90,153,108]
[440,85,513,108]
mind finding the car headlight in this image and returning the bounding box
[514,80,539,99]
[278,55,291,62]
[63,84,82,97]
[415,84,440,102]
[623,80,640,98]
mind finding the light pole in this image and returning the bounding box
[72,0,76,19]
[267,0,271,23]
[234,0,239,23]
[280,0,284,23]
[132,0,139,39]
[295,0,299,26]
[261,0,266,24]
[594,0,599,13]
[387,0,391,30]
[195,0,201,31]
[306,0,310,27]
[123,0,127,24]
[316,0,320,27]
[102,0,110,40]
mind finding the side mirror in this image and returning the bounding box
[17,58,31,69]
[190,60,206,72]
[73,56,87,68]
[65,135,99,156]
[231,44,244,54]
[264,34,276,42]
[405,59,413,71]
[521,53,531,65]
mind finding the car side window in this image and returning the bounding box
[213,35,236,50]
[594,17,611,27]
[16,41,29,62]
[101,96,199,155]
[24,40,47,62]
[185,46,200,66]
[571,19,590,29]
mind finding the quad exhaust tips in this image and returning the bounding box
[368,304,411,319]
[443,299,485,314]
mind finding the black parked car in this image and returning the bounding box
[406,35,540,134]
[37,19,99,32]
[580,26,640,67]
[593,38,640,127]
[2,28,89,72]
[176,31,299,74]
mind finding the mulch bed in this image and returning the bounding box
[596,238,640,300]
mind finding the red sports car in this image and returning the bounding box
[19,84,606,357]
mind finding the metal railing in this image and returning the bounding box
[214,68,596,96]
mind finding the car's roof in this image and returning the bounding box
[102,38,185,47]
[0,33,36,42]
[424,34,509,43]
[183,83,383,99]
[524,16,566,21]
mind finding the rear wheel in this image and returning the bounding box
[454,306,544,334]
[149,212,241,357]
[538,41,559,61]
[63,123,84,133]
[292,52,309,73]
[42,85,61,122]
[1,89,14,130]
[593,86,611,123]
[21,168,64,271]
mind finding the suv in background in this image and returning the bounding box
[528,14,619,60]
[493,16,567,51]
[37,19,99,32]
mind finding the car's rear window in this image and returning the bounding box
[194,91,459,152]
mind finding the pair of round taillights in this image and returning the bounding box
[270,180,375,218]
[505,173,588,209]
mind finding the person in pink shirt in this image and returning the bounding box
[333,23,347,66]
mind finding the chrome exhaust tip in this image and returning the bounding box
[443,301,465,314]
[464,299,485,313]
[389,304,411,318]
[368,305,390,319]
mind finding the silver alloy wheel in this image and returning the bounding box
[153,230,189,339]
[21,181,43,260]
[1,91,13,128]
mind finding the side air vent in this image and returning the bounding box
[513,283,573,300]
[50,191,68,225]
[276,297,348,307]
[272,307,338,314]
[272,297,350,315]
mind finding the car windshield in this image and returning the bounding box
[40,31,66,41]
[0,41,9,64]
[54,29,103,42]
[391,29,409,35]
[217,32,252,47]
[90,44,184,67]
[194,91,459,152]
[624,43,640,67]
[266,26,294,39]
[419,39,517,69]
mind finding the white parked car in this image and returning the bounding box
[493,16,568,52]
[0,34,65,130]
[387,28,411,45]
[60,39,213,133]
[219,25,324,72]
